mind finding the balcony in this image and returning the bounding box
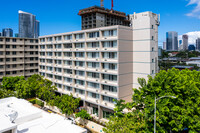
[101,90,117,98]
[74,66,85,71]
[101,79,118,86]
[101,101,115,108]
[86,97,100,104]
[74,93,85,99]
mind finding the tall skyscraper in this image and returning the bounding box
[2,28,13,37]
[18,10,39,38]
[163,42,166,50]
[182,34,188,51]
[166,31,178,51]
[196,38,200,51]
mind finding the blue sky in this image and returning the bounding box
[0,0,200,46]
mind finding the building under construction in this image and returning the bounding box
[78,6,130,30]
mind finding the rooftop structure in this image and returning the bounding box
[78,6,130,30]
[172,65,194,70]
[0,97,87,133]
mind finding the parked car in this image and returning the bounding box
[67,117,76,124]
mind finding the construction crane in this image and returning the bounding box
[101,0,104,7]
[101,0,114,10]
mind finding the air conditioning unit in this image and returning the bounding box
[105,59,107,61]
[96,100,98,103]
[104,38,107,39]
[96,49,98,50]
[105,81,107,83]
[105,103,107,106]
[70,58,72,59]
[96,90,98,92]
[70,75,72,77]
[76,58,78,60]
[76,76,78,78]
[76,49,78,51]
[70,49,72,51]
[96,79,98,82]
[96,38,98,40]
[105,70,107,72]
[76,94,79,97]
[76,85,78,87]
[70,84,72,86]
[96,69,98,71]
[105,91,107,94]
[76,67,78,69]
[96,59,98,61]
[104,48,107,50]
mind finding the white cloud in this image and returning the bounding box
[179,31,200,44]
[186,0,200,18]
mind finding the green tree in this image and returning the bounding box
[132,68,200,132]
[75,109,91,120]
[56,94,80,117]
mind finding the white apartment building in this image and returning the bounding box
[39,11,159,119]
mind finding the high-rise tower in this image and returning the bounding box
[18,10,40,38]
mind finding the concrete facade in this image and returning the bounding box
[39,12,159,119]
[182,34,188,51]
[0,37,39,82]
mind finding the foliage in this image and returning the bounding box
[104,68,200,133]
[75,109,91,120]
[55,94,80,117]
[1,76,25,91]
[29,99,44,107]
[176,51,200,58]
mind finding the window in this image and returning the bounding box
[55,44,62,49]
[88,32,99,38]
[30,45,34,49]
[12,52,16,55]
[87,42,99,48]
[75,79,85,86]
[102,63,117,70]
[55,75,62,80]
[152,47,154,51]
[30,40,34,43]
[103,96,116,103]
[75,43,84,48]
[64,60,72,66]
[0,65,3,69]
[88,92,99,99]
[75,70,85,76]
[103,30,117,37]
[64,77,72,83]
[152,59,154,63]
[55,60,62,65]
[75,33,84,39]
[54,67,62,73]
[64,69,72,74]
[102,74,117,81]
[75,61,85,67]
[12,39,17,42]
[30,57,34,61]
[12,71,17,74]
[12,58,16,61]
[152,36,154,40]
[46,66,53,71]
[46,45,52,49]
[102,41,117,48]
[152,25,154,29]
[0,58,3,62]
[40,38,45,42]
[0,45,3,48]
[102,52,117,59]
[6,65,10,68]
[47,37,53,42]
[75,88,85,95]
[55,36,62,41]
[30,52,34,55]
[64,43,72,48]
[87,62,99,68]
[35,40,38,43]
[54,52,62,57]
[0,38,3,42]
[12,45,16,48]
[6,58,10,62]
[102,85,117,93]
[152,70,154,74]
[64,35,72,40]
[75,52,85,58]
[64,86,72,92]
[0,52,3,55]
[64,52,72,57]
[103,111,114,118]
[88,82,99,89]
[6,38,10,42]
[87,72,99,78]
[6,71,10,75]
[87,52,99,58]
[6,45,10,48]
[12,64,16,68]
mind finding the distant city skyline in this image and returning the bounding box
[1,0,200,45]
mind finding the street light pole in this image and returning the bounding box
[154,95,176,133]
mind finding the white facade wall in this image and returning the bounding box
[130,11,159,88]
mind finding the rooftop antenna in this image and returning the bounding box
[101,0,104,7]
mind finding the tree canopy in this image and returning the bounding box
[104,68,200,133]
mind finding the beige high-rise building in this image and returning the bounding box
[39,11,159,119]
[0,37,39,82]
